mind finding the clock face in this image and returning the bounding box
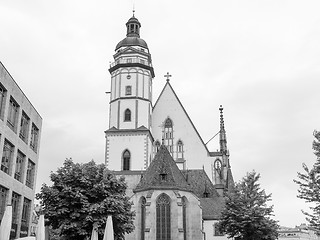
[214,159,222,170]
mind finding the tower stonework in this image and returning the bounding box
[105,14,155,171]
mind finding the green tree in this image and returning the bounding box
[294,130,320,234]
[218,171,279,240]
[36,159,135,240]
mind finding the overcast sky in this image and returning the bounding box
[1,0,320,228]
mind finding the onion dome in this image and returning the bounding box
[115,14,148,50]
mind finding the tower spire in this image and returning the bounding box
[219,105,227,153]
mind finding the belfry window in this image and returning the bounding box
[156,194,171,240]
[124,109,131,122]
[141,197,146,240]
[123,150,130,171]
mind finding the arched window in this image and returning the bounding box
[182,197,187,240]
[177,140,183,153]
[154,140,160,154]
[122,150,130,170]
[156,194,171,240]
[163,118,173,155]
[141,197,146,240]
[124,109,131,122]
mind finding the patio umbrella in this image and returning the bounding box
[102,215,114,240]
[90,225,98,240]
[0,205,12,240]
[36,215,45,240]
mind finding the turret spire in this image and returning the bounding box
[219,105,227,153]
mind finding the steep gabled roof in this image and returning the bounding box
[181,169,220,198]
[134,145,192,193]
[153,81,211,155]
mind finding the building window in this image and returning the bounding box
[7,96,19,132]
[21,198,31,225]
[156,194,171,240]
[19,111,30,143]
[163,118,173,156]
[122,150,130,171]
[26,159,35,188]
[12,192,21,224]
[214,223,224,236]
[0,84,7,120]
[182,197,187,240]
[1,139,14,175]
[141,197,146,240]
[0,185,8,221]
[154,140,160,154]
[124,109,131,122]
[30,123,39,152]
[15,150,25,182]
[125,86,132,95]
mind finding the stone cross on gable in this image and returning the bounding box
[164,72,172,82]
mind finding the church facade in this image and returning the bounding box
[105,13,234,240]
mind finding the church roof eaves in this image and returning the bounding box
[105,127,154,141]
[134,145,192,193]
[153,81,211,156]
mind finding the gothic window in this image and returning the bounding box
[125,86,132,95]
[156,194,171,240]
[182,197,187,240]
[141,197,146,240]
[124,109,131,122]
[163,118,173,156]
[123,150,130,171]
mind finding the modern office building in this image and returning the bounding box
[0,61,42,239]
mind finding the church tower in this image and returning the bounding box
[105,13,155,171]
[213,105,233,194]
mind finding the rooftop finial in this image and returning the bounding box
[132,1,135,17]
[164,72,172,82]
[219,105,225,131]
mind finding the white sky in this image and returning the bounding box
[1,0,320,228]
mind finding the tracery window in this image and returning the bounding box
[141,197,146,240]
[163,118,173,155]
[123,150,130,171]
[156,194,171,240]
[124,109,131,122]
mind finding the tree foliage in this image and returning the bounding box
[36,159,135,240]
[294,130,320,234]
[218,171,279,240]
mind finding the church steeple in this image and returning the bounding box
[105,13,155,171]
